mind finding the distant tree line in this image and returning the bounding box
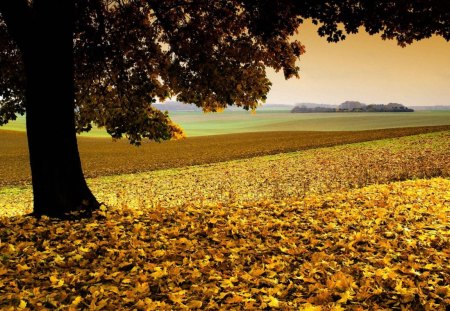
[292,101,414,113]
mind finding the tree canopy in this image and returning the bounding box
[2,0,448,144]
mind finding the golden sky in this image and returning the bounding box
[266,21,450,106]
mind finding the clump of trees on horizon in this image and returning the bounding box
[292,101,414,113]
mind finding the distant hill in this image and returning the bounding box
[153,101,293,112]
[339,101,366,111]
[294,103,338,109]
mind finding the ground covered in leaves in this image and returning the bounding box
[0,131,449,309]
[0,178,449,310]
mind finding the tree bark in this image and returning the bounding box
[21,0,99,217]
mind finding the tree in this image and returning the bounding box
[1,0,448,218]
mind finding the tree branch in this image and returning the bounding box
[0,0,31,50]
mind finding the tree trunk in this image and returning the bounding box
[22,0,98,217]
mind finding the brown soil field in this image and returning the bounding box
[1,125,449,187]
